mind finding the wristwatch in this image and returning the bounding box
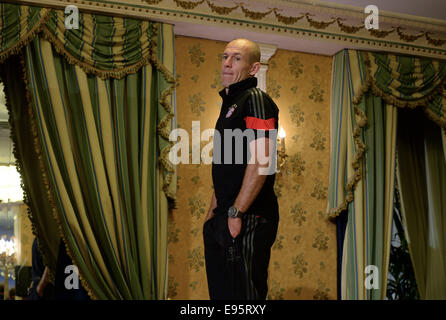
[228,206,243,219]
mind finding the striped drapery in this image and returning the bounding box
[1,54,62,274]
[0,3,176,299]
[328,49,446,299]
[328,50,396,300]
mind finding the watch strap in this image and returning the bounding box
[228,206,243,218]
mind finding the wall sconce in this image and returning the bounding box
[277,126,288,173]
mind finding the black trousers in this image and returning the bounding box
[203,213,278,300]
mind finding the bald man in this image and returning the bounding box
[203,39,279,300]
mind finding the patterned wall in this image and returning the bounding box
[168,35,336,300]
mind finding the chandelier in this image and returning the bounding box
[0,236,17,299]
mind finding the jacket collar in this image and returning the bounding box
[219,77,258,99]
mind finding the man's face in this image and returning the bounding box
[221,41,255,89]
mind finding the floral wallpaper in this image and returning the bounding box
[168,36,336,300]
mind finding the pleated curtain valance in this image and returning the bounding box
[355,52,446,128]
[328,50,446,219]
[0,5,48,62]
[0,3,160,79]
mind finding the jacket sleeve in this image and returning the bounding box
[244,88,279,138]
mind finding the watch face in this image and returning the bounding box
[228,206,236,217]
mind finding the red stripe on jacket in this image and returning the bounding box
[244,117,277,130]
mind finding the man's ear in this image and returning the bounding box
[249,62,261,76]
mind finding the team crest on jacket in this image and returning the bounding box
[225,104,238,118]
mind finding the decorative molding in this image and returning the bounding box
[256,43,277,92]
[273,8,304,25]
[240,6,273,21]
[206,0,238,15]
[259,43,277,65]
[336,18,363,34]
[173,0,204,10]
[305,13,336,30]
[426,32,446,47]
[7,0,446,59]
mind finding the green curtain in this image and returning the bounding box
[328,49,446,300]
[395,109,429,299]
[0,3,176,299]
[365,51,446,300]
[0,54,61,277]
[443,128,446,161]
[424,121,446,299]
[329,50,396,299]
[344,93,396,300]
[396,109,446,299]
[0,3,60,277]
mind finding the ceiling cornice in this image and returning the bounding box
[5,0,446,59]
[281,0,446,27]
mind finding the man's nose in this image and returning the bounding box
[223,57,232,67]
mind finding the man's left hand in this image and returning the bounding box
[228,217,242,239]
